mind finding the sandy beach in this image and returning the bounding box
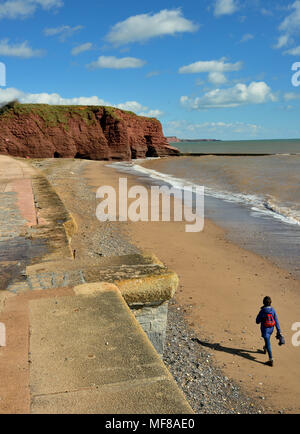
[84,160,300,414]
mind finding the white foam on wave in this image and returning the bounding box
[108,160,300,226]
[263,197,300,225]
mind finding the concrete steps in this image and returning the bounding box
[4,254,166,295]
[7,254,174,302]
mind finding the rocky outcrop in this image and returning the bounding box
[0,103,179,160]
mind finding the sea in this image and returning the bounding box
[109,139,300,278]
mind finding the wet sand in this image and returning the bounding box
[85,161,300,414]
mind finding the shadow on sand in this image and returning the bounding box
[192,338,266,365]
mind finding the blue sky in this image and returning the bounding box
[1,0,300,140]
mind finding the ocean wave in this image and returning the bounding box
[108,160,300,226]
[263,198,300,225]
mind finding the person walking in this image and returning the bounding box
[256,296,281,367]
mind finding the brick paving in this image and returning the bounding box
[0,157,45,291]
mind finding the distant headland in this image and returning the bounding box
[166,136,221,144]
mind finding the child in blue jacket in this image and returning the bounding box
[256,296,281,367]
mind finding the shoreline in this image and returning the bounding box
[130,156,300,278]
[84,161,300,414]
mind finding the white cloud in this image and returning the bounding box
[71,42,92,56]
[240,33,254,43]
[0,0,63,20]
[275,1,300,50]
[208,71,227,85]
[87,56,146,70]
[190,121,259,134]
[0,87,162,118]
[274,34,289,49]
[44,25,84,41]
[214,0,239,17]
[261,8,273,17]
[285,45,300,55]
[284,92,300,101]
[0,87,108,105]
[139,109,163,117]
[146,70,161,78]
[106,9,198,46]
[34,0,63,8]
[164,119,261,138]
[279,1,300,35]
[180,81,277,109]
[179,58,243,74]
[0,38,44,58]
[115,101,163,117]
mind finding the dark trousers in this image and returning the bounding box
[264,336,273,360]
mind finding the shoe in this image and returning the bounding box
[263,346,267,354]
[265,360,273,367]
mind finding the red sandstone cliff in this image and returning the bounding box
[0,103,179,160]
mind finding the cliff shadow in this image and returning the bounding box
[131,147,137,160]
[145,136,158,158]
[74,152,91,160]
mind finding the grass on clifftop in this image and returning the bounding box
[2,103,99,130]
[0,102,160,129]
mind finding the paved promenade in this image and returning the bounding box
[0,156,192,414]
[0,156,44,294]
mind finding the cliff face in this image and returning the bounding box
[0,103,179,160]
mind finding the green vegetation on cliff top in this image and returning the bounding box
[0,102,160,130]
